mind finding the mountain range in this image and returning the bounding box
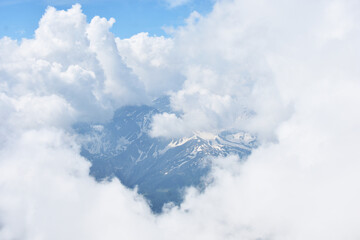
[74,97,256,212]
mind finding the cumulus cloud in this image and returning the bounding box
[0,4,150,123]
[1,0,360,239]
[147,3,291,140]
[115,32,183,98]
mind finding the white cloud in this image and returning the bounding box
[149,112,191,138]
[0,128,156,240]
[87,16,149,106]
[115,32,183,98]
[0,4,150,124]
[149,1,292,140]
[1,1,360,239]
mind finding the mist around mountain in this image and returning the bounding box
[75,96,256,212]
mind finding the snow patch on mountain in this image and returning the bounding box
[75,97,256,212]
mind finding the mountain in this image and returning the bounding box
[74,97,256,213]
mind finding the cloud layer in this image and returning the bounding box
[1,0,360,239]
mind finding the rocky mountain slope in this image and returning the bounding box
[74,97,256,212]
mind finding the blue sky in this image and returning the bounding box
[0,0,213,39]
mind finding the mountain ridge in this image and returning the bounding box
[74,97,256,212]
